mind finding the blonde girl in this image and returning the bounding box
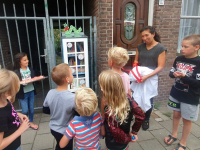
[0,69,30,150]
[99,70,145,150]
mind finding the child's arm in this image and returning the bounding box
[128,89,131,97]
[0,119,29,149]
[101,97,105,119]
[60,121,75,148]
[169,58,177,78]
[60,135,70,148]
[43,96,50,114]
[17,112,29,122]
[179,72,200,88]
[129,96,145,135]
[100,125,105,136]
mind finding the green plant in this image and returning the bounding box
[154,102,161,110]
[163,112,173,118]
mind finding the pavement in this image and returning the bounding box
[20,105,200,150]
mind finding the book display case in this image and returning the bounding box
[62,35,89,92]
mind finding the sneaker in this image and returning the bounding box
[142,120,149,130]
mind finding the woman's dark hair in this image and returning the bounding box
[13,52,27,70]
[140,26,161,43]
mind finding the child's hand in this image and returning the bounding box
[130,133,138,142]
[18,113,29,122]
[173,71,185,78]
[18,119,30,133]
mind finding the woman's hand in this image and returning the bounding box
[141,75,149,83]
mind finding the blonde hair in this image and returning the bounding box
[99,70,130,124]
[51,63,70,86]
[0,69,20,103]
[75,87,98,116]
[108,47,129,68]
[183,34,200,47]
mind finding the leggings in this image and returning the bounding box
[145,98,154,120]
[51,129,73,150]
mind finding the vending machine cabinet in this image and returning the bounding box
[62,35,89,92]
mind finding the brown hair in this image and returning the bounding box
[51,63,70,86]
[140,26,161,43]
[13,52,27,70]
[183,34,200,47]
[0,69,20,103]
[75,87,98,116]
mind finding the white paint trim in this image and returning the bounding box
[148,0,155,26]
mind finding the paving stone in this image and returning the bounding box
[195,115,200,126]
[178,133,200,150]
[148,118,164,131]
[21,144,32,150]
[40,116,51,123]
[42,113,51,118]
[100,139,106,150]
[37,122,50,134]
[190,123,200,138]
[157,106,173,114]
[137,130,155,141]
[139,139,165,150]
[32,133,54,150]
[33,113,42,119]
[21,130,37,144]
[155,118,163,122]
[165,144,190,150]
[154,110,170,121]
[159,119,183,133]
[150,128,179,147]
[129,142,143,150]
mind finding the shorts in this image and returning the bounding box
[167,96,199,121]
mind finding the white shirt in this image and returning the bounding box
[129,66,158,112]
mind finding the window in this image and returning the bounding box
[124,3,136,40]
[177,0,200,53]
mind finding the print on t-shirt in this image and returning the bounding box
[172,61,196,92]
[11,103,21,127]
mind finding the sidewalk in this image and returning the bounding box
[21,105,200,150]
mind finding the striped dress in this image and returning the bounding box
[65,111,103,150]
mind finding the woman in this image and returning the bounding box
[134,26,166,130]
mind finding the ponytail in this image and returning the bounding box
[140,26,161,43]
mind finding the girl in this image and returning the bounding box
[133,26,166,130]
[13,52,38,130]
[99,70,145,150]
[0,69,30,150]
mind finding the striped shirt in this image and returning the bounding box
[65,111,103,150]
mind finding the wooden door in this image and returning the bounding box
[113,0,149,70]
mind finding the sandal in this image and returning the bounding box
[164,135,177,145]
[174,143,186,150]
[29,123,39,130]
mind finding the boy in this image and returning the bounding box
[59,87,105,150]
[101,47,131,118]
[164,34,200,150]
[43,63,75,150]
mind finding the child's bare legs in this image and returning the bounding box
[177,118,192,149]
[165,110,181,144]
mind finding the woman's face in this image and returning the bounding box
[141,30,155,44]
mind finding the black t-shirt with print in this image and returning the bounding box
[169,55,200,105]
[0,100,21,150]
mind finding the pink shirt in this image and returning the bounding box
[118,72,130,93]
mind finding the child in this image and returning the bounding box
[59,87,105,150]
[101,47,131,118]
[164,34,200,150]
[0,69,30,150]
[107,47,131,96]
[43,63,76,150]
[99,70,145,150]
[13,52,38,130]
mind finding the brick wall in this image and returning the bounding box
[153,0,182,103]
[84,0,113,101]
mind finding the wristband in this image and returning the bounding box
[133,62,139,67]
